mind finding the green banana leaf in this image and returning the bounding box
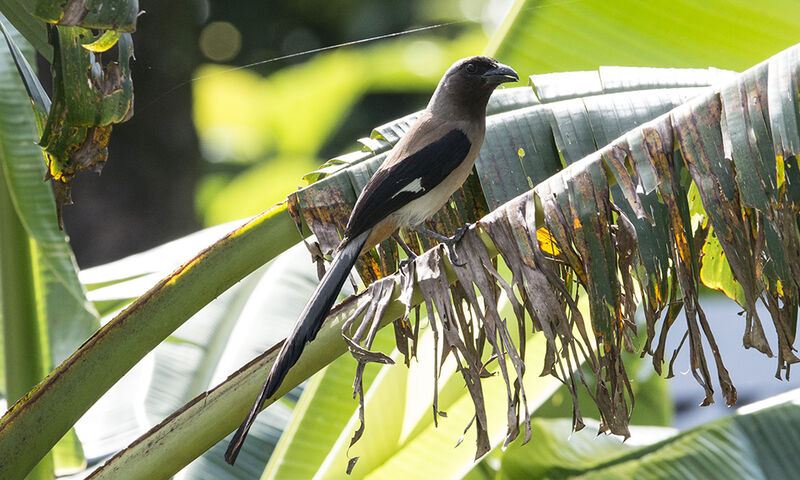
[491,391,800,480]
[0,0,49,58]
[69,229,327,478]
[0,17,97,478]
[0,14,98,367]
[486,0,800,73]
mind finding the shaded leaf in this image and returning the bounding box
[34,0,137,31]
[40,25,134,226]
[0,1,51,58]
[0,17,49,125]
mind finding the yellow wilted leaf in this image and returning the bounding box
[537,226,561,256]
[700,226,746,305]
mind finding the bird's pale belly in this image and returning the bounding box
[389,156,476,228]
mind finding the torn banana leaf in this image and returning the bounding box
[518,45,800,419]
[68,43,800,477]
[283,44,800,462]
[39,25,133,225]
[306,68,733,186]
[291,82,717,288]
[34,0,138,31]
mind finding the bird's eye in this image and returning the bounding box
[465,63,477,74]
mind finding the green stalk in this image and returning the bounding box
[86,230,497,479]
[0,202,304,479]
[0,164,53,479]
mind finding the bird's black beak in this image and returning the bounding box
[482,63,519,84]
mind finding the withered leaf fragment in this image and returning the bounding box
[40,25,133,227]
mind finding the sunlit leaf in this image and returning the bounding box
[299,295,560,479]
[700,226,746,305]
[73,231,323,478]
[261,324,396,479]
[486,0,800,73]
[81,29,120,52]
[497,394,800,479]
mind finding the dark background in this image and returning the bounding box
[62,0,449,267]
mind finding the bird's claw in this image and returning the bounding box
[399,253,417,270]
[445,241,466,267]
[452,224,469,242]
[441,223,470,267]
[413,223,470,267]
[393,232,419,270]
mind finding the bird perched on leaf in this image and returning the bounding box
[225,55,518,464]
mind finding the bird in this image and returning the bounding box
[225,55,518,464]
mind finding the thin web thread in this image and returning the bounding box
[139,21,461,111]
[140,0,584,111]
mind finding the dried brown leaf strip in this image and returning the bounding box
[290,44,800,463]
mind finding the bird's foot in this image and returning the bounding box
[393,232,418,269]
[451,224,469,243]
[415,224,471,267]
[399,255,417,270]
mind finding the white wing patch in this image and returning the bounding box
[391,178,424,198]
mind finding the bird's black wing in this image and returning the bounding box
[345,128,472,237]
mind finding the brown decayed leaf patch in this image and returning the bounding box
[286,45,800,464]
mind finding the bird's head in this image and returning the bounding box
[429,56,519,117]
[446,56,519,89]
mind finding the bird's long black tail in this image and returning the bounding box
[225,230,370,464]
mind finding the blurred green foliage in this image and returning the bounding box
[193,31,486,225]
[192,0,800,227]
